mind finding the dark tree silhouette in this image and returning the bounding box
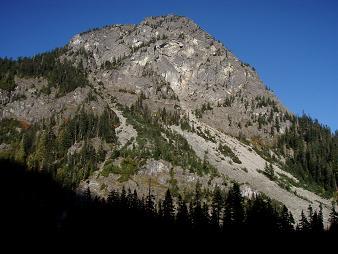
[0,158,336,241]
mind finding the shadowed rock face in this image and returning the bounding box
[67,15,291,141]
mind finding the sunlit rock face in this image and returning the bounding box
[67,15,291,141]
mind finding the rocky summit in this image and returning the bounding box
[0,15,337,226]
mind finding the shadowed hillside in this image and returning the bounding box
[1,159,337,241]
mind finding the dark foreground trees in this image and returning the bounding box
[0,159,336,239]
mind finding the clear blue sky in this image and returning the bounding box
[1,0,337,131]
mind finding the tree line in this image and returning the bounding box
[1,158,337,237]
[0,47,89,95]
[277,114,338,197]
[1,104,119,188]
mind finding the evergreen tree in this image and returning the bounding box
[126,188,134,209]
[311,204,324,232]
[307,204,313,225]
[57,128,72,156]
[191,182,206,230]
[202,201,211,230]
[120,186,127,208]
[223,183,245,232]
[318,204,324,232]
[145,181,156,217]
[264,162,275,180]
[107,189,119,206]
[176,195,190,229]
[132,189,139,210]
[15,135,26,164]
[34,131,48,170]
[163,189,175,223]
[246,195,279,232]
[329,204,338,232]
[299,210,310,232]
[275,117,280,132]
[210,186,223,230]
[84,187,91,203]
[158,202,164,218]
[279,205,294,232]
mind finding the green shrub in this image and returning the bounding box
[218,144,242,164]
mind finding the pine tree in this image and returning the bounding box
[307,205,313,226]
[223,183,245,232]
[275,117,280,132]
[289,211,295,230]
[57,129,68,156]
[311,204,324,232]
[202,202,211,230]
[176,195,190,229]
[246,195,279,232]
[311,211,319,232]
[192,182,205,230]
[158,202,164,218]
[84,187,91,203]
[129,189,139,210]
[145,180,155,217]
[34,131,48,170]
[126,188,133,209]
[15,135,26,164]
[329,204,338,232]
[279,205,294,232]
[318,204,324,232]
[299,210,310,232]
[120,186,127,208]
[210,186,223,230]
[163,189,175,223]
[264,162,275,180]
[107,189,119,206]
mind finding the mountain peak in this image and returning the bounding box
[2,16,335,227]
[67,15,284,139]
[140,14,196,26]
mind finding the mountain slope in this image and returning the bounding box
[67,15,291,140]
[0,15,336,225]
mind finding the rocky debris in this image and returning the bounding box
[171,114,332,225]
[67,141,84,156]
[241,184,259,199]
[114,107,137,148]
[138,159,171,176]
[91,79,137,148]
[0,143,11,151]
[78,157,228,202]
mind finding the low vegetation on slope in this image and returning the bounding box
[0,104,119,188]
[218,143,242,164]
[101,96,217,182]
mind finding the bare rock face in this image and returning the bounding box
[67,15,291,141]
[0,77,108,125]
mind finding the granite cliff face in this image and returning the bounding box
[65,15,291,140]
[0,15,333,223]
